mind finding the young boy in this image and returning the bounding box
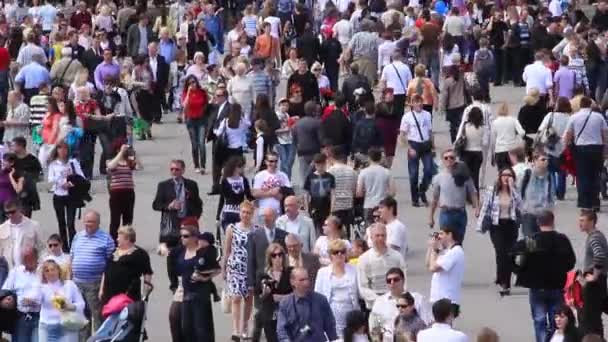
[303,153,336,235]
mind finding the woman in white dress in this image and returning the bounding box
[37,259,85,342]
[313,215,351,266]
[314,239,360,339]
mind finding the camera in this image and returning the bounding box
[299,324,312,337]
[261,278,276,290]
[194,257,207,272]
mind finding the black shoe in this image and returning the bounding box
[494,82,502,86]
[412,201,421,207]
[207,187,220,195]
[420,193,429,206]
[602,193,608,200]
[499,288,511,297]
[231,335,240,342]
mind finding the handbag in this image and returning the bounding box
[453,122,467,156]
[479,188,495,234]
[534,112,559,152]
[221,288,231,314]
[60,311,89,332]
[410,111,433,154]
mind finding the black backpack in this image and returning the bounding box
[67,161,92,208]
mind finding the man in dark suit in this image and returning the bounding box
[152,159,203,249]
[81,33,104,85]
[148,42,170,123]
[285,233,321,284]
[66,30,86,63]
[126,14,154,57]
[205,87,231,195]
[246,207,288,342]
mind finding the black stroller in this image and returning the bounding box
[87,286,153,342]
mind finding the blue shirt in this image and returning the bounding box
[94,62,121,90]
[70,228,115,283]
[38,4,57,31]
[15,62,50,89]
[159,39,176,65]
[277,292,338,342]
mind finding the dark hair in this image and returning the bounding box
[554,304,578,338]
[442,33,455,51]
[47,97,60,113]
[47,233,63,243]
[183,75,200,93]
[440,225,462,244]
[379,196,398,216]
[227,103,242,129]
[445,64,461,81]
[432,298,454,323]
[579,96,593,108]
[536,209,555,227]
[386,267,405,280]
[331,145,347,162]
[222,155,245,179]
[351,239,369,253]
[12,136,27,148]
[334,93,347,108]
[494,167,516,193]
[343,310,369,342]
[303,101,318,117]
[3,198,21,211]
[170,159,186,169]
[467,107,483,128]
[313,153,327,164]
[368,147,382,162]
[580,209,598,224]
[555,97,572,113]
[400,292,416,306]
[2,152,16,163]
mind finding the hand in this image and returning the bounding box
[98,290,103,301]
[191,272,204,282]
[247,287,254,297]
[269,188,280,197]
[262,284,271,296]
[407,147,416,158]
[143,283,153,296]
[173,201,183,210]
[474,207,480,218]
[119,144,130,154]
[157,243,169,256]
[427,237,439,249]
[9,168,14,178]
[585,272,598,283]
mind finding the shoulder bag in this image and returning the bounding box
[53,58,75,89]
[454,121,468,156]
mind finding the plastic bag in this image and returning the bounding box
[60,311,89,331]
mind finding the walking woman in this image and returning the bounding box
[182,74,210,174]
[223,200,256,341]
[47,142,84,252]
[213,103,250,169]
[491,103,525,170]
[170,49,189,123]
[217,156,253,231]
[106,145,138,241]
[407,64,437,114]
[254,243,293,342]
[456,106,484,191]
[439,61,468,143]
[37,259,85,342]
[168,225,220,342]
[314,239,360,339]
[132,55,156,140]
[314,216,352,266]
[477,167,522,296]
[0,153,24,221]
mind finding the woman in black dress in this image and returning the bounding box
[254,243,293,342]
[99,226,153,304]
[217,155,253,231]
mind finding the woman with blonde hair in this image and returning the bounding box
[68,69,95,100]
[94,5,115,35]
[407,64,437,114]
[227,62,254,119]
[477,327,499,342]
[223,200,257,340]
[37,259,85,342]
[186,52,207,83]
[490,102,525,170]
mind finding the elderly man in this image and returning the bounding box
[358,223,407,310]
[285,233,321,283]
[276,196,316,252]
[15,53,50,103]
[159,27,177,65]
[93,48,120,91]
[148,41,170,121]
[69,210,115,339]
[3,91,31,144]
[0,199,43,268]
[522,51,554,108]
[50,47,83,88]
[345,19,380,86]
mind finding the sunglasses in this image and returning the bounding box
[180,234,191,239]
[396,304,410,309]
[271,252,284,258]
[386,277,402,284]
[331,249,347,256]
[443,155,456,160]
[48,243,59,248]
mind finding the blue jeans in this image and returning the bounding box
[529,288,563,342]
[13,312,39,342]
[439,208,467,241]
[186,119,207,169]
[548,155,566,200]
[407,144,433,203]
[277,143,295,179]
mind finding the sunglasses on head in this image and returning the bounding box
[386,276,402,284]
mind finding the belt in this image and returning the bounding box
[440,206,465,211]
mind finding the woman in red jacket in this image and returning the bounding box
[181,75,209,174]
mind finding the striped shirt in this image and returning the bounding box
[29,94,49,126]
[248,70,273,104]
[70,228,115,283]
[16,43,48,66]
[584,229,608,274]
[109,164,135,191]
[242,15,258,37]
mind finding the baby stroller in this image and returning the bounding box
[87,286,153,342]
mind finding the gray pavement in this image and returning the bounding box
[30,83,608,341]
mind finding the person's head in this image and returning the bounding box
[11,136,27,154]
[283,195,299,217]
[579,96,594,109]
[184,75,200,93]
[410,94,424,112]
[40,259,64,284]
[288,47,297,60]
[328,239,348,267]
[214,87,227,105]
[49,141,69,162]
[508,147,526,165]
[117,225,136,248]
[285,233,303,258]
[442,149,457,168]
[262,207,277,228]
[323,215,343,237]
[46,234,63,255]
[536,210,555,230]
[414,64,426,78]
[83,210,101,235]
[579,209,597,233]
[432,298,455,324]
[439,225,461,246]
[290,267,311,296]
[476,327,499,342]
[1,152,16,171]
[554,96,572,113]
[239,200,255,225]
[193,51,205,66]
[386,267,405,295]
[266,242,287,270]
[370,223,387,250]
[180,225,200,248]
[297,58,308,73]
[264,151,279,172]
[467,106,483,128]
[75,86,91,102]
[378,196,398,221]
[312,153,327,173]
[368,147,383,164]
[138,13,148,25]
[397,292,417,318]
[532,152,549,172]
[3,199,23,222]
[343,310,368,341]
[102,47,112,63]
[554,304,576,333]
[311,61,323,77]
[496,102,509,116]
[223,155,245,179]
[22,248,38,272]
[169,159,186,179]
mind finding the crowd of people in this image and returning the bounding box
[0,0,606,341]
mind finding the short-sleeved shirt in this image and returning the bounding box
[565,109,607,146]
[357,164,391,209]
[253,169,291,214]
[70,229,116,283]
[400,110,432,142]
[328,163,356,211]
[381,61,412,95]
[430,245,465,304]
[303,172,335,212]
[431,171,476,208]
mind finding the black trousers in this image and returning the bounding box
[170,301,183,342]
[573,145,603,209]
[494,152,512,171]
[181,297,214,342]
[446,106,465,143]
[53,195,77,253]
[461,150,483,191]
[493,47,505,85]
[505,46,521,85]
[109,189,135,241]
[489,219,518,289]
[581,274,607,336]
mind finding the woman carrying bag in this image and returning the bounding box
[454,106,485,191]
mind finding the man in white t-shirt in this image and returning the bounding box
[380,51,412,119]
[378,196,408,260]
[417,299,468,342]
[426,225,465,317]
[263,10,282,39]
[252,151,291,216]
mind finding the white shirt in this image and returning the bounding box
[564,109,607,146]
[332,19,353,47]
[38,4,57,31]
[400,110,433,142]
[386,219,408,260]
[549,0,563,17]
[47,158,85,196]
[2,265,41,313]
[430,245,465,304]
[370,291,432,342]
[334,0,352,13]
[522,61,553,95]
[253,169,291,214]
[149,56,158,81]
[491,116,526,153]
[550,332,564,342]
[417,323,469,342]
[264,16,282,39]
[38,280,85,324]
[381,61,412,95]
[378,40,397,72]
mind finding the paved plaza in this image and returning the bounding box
[30,83,607,341]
